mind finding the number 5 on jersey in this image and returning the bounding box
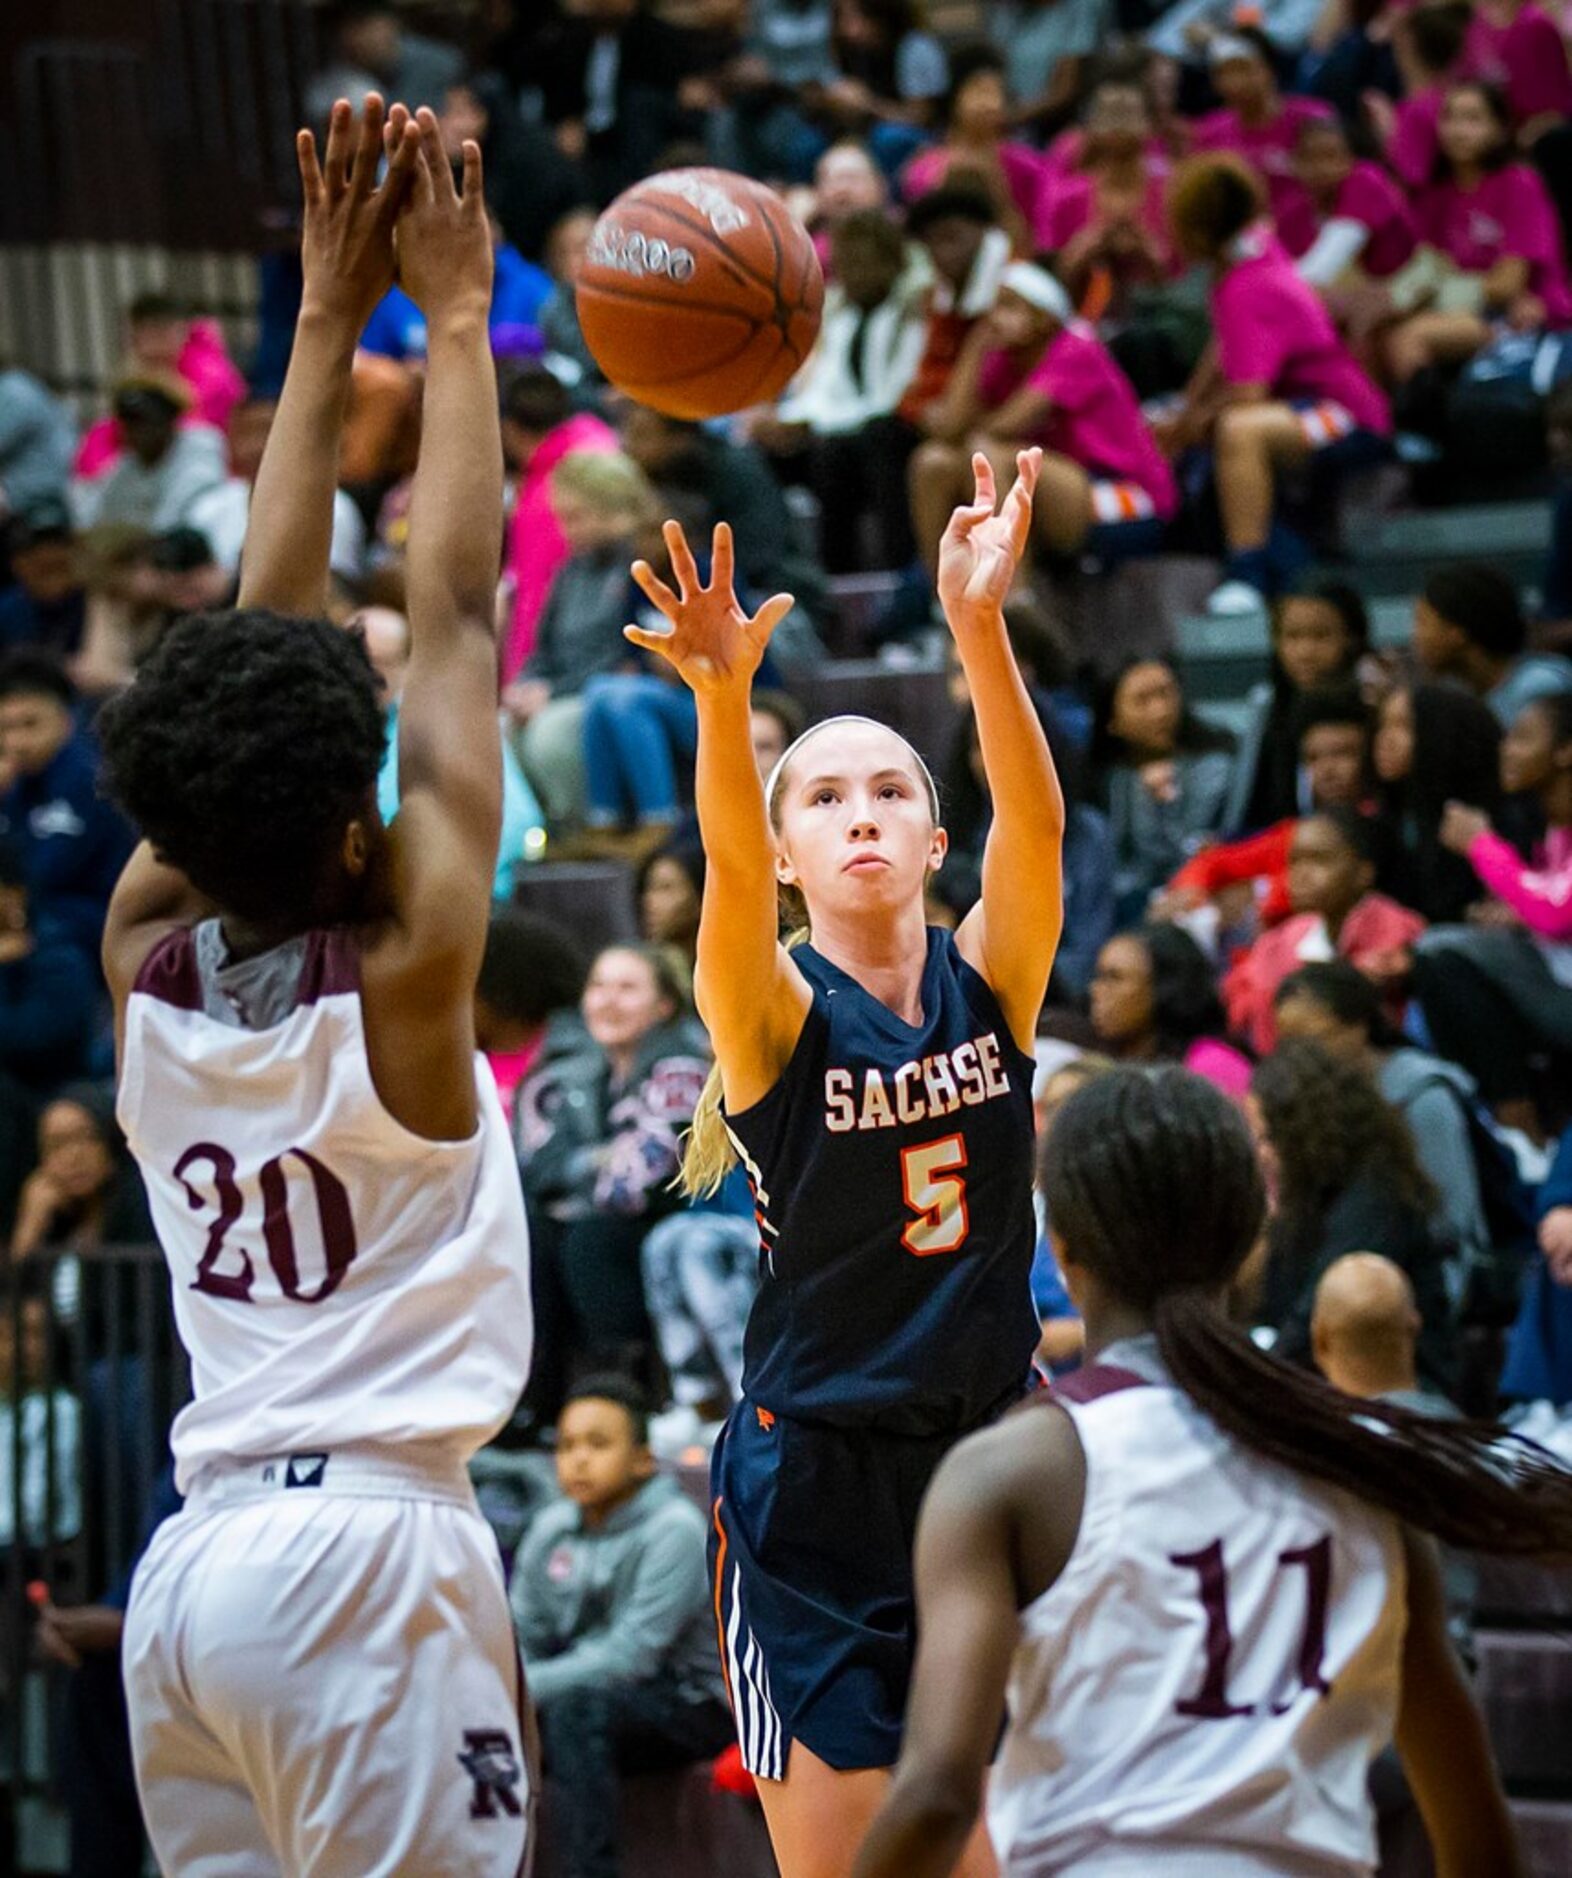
[901,1135,970,1257]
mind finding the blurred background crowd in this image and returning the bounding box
[3,1,1572,1874]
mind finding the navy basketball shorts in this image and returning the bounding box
[708,1401,963,1780]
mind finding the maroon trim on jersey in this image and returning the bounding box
[297,927,361,1004]
[1051,1363,1153,1405]
[132,927,204,1010]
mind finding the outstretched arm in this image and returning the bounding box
[239,95,418,616]
[625,525,810,1113]
[946,451,1065,1053]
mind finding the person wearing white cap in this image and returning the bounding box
[1189,27,1335,217]
[911,260,1177,573]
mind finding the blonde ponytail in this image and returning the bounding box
[678,919,812,1198]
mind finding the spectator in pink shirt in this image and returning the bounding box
[1385,81,1572,385]
[499,365,617,683]
[1414,692,1572,1140]
[899,45,1044,246]
[73,294,246,481]
[806,139,891,275]
[1162,155,1391,616]
[909,262,1175,568]
[1190,29,1334,217]
[1463,0,1572,143]
[1035,79,1179,312]
[1278,117,1419,284]
[1365,2,1471,191]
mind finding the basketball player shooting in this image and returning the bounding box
[96,99,536,1875]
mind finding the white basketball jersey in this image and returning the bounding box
[118,922,533,1494]
[988,1350,1406,1878]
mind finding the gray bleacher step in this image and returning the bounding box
[1514,1797,1572,1878]
[1473,1557,1572,1625]
[514,860,639,957]
[1474,1628,1572,1792]
[1346,500,1550,566]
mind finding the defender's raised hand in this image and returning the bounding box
[296,94,419,330]
[394,108,493,325]
[937,448,1042,631]
[624,522,794,696]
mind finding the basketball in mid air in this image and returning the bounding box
[575,168,824,419]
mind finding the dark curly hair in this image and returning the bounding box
[1044,1067,1572,1555]
[1252,1039,1436,1220]
[98,609,386,928]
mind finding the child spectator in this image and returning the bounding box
[1034,78,1179,312]
[1386,82,1572,386]
[900,185,1013,432]
[537,207,608,402]
[1462,0,1572,145]
[1249,1040,1454,1385]
[10,1082,154,1269]
[910,264,1176,569]
[758,208,930,572]
[637,841,704,979]
[73,293,245,482]
[1190,30,1335,218]
[1165,155,1391,616]
[806,138,891,271]
[1224,808,1426,1053]
[501,366,618,682]
[0,843,97,1097]
[1411,559,1572,726]
[1089,655,1236,921]
[1275,960,1492,1295]
[1414,692,1572,1140]
[1371,1,1472,191]
[505,453,662,831]
[1222,579,1371,832]
[1278,116,1419,286]
[1373,680,1503,922]
[72,374,227,538]
[1088,924,1255,1097]
[0,653,135,959]
[509,1377,734,1878]
[0,1272,80,1549]
[900,43,1042,239]
[0,501,87,661]
[474,908,587,1124]
[1165,683,1374,930]
[515,945,709,1414]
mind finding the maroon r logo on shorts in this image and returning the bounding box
[458,1730,523,1819]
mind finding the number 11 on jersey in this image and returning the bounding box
[901,1135,970,1257]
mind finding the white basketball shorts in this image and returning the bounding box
[123,1451,533,1877]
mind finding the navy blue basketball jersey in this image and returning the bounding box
[722,928,1039,1434]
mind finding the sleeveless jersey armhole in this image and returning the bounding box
[950,942,1039,1084]
[718,982,832,1134]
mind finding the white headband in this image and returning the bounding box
[765,714,941,822]
[1209,32,1258,64]
[998,261,1072,323]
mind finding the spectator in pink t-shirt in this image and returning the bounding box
[1190,29,1334,216]
[899,45,1045,245]
[1278,117,1418,283]
[1163,155,1391,616]
[909,261,1175,568]
[1463,0,1572,141]
[1366,1,1471,191]
[1385,81,1572,385]
[499,365,618,682]
[1034,79,1179,312]
[73,293,246,481]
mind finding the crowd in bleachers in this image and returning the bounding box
[5,0,1572,1872]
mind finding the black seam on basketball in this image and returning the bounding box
[576,280,762,324]
[615,322,772,389]
[635,197,782,299]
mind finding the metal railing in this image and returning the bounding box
[2,1244,185,1871]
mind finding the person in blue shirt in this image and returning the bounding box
[0,653,135,961]
[0,498,87,659]
[358,604,543,896]
[621,450,1062,1878]
[358,205,552,360]
[0,838,97,1094]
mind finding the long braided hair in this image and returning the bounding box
[1042,1067,1572,1555]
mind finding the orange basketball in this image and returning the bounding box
[576,168,824,419]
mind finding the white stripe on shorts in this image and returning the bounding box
[1295,401,1357,448]
[1089,480,1158,525]
[726,1563,784,1780]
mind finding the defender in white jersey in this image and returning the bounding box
[98,101,534,1875]
[856,1067,1572,1878]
